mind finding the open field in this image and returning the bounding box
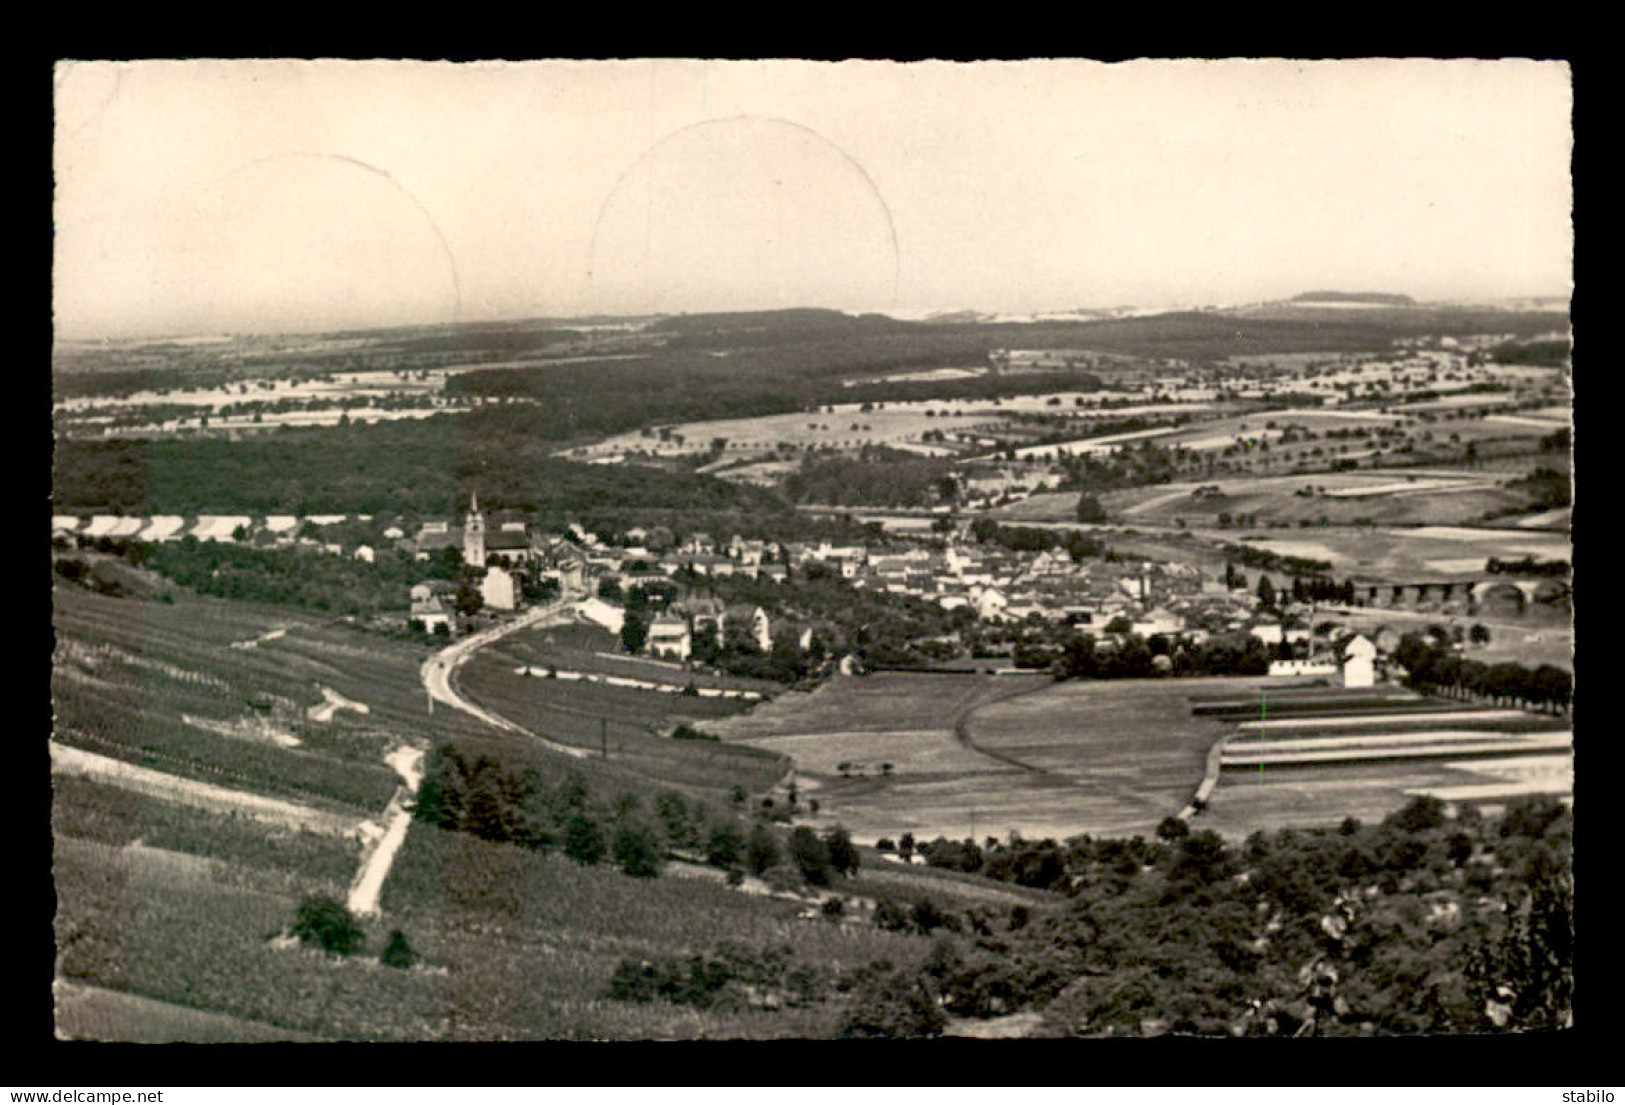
[492,622,779,694]
[958,678,1242,839]
[48,585,969,1040]
[1218,731,1571,766]
[1196,682,1574,836]
[708,672,1062,842]
[708,672,1034,740]
[1094,469,1536,529]
[710,673,1317,843]
[1220,525,1571,581]
[562,407,1000,463]
[1198,751,1572,837]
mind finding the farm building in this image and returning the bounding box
[1342,635,1377,688]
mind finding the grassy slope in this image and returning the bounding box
[49,584,977,1039]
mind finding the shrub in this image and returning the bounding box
[788,825,833,887]
[746,825,780,876]
[1386,796,1448,835]
[564,815,607,866]
[613,821,664,879]
[1499,796,1568,840]
[380,929,416,969]
[290,895,364,957]
[839,963,947,1038]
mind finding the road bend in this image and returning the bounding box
[419,589,592,759]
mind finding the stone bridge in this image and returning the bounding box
[1355,576,1570,615]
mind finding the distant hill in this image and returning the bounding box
[1289,291,1417,306]
[648,307,914,338]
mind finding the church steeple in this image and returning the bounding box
[463,491,486,567]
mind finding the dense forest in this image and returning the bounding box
[783,449,960,508]
[51,413,790,519]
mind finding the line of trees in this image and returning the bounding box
[1393,634,1571,713]
[1050,631,1271,681]
[969,519,1105,560]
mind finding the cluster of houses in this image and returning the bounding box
[55,497,1387,687]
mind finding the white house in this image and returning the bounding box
[1342,635,1377,688]
[409,592,451,634]
[1268,659,1339,677]
[482,566,518,611]
[647,613,692,661]
[1131,609,1186,639]
[353,545,375,564]
[972,585,1010,622]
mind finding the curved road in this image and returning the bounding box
[419,589,592,759]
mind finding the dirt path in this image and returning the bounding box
[50,741,360,837]
[953,680,1210,827]
[346,746,425,917]
[949,679,1073,779]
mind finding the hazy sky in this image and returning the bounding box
[53,58,1573,339]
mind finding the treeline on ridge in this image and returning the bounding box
[51,414,790,518]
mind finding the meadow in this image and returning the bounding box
[706,673,1268,844]
[959,678,1240,840]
